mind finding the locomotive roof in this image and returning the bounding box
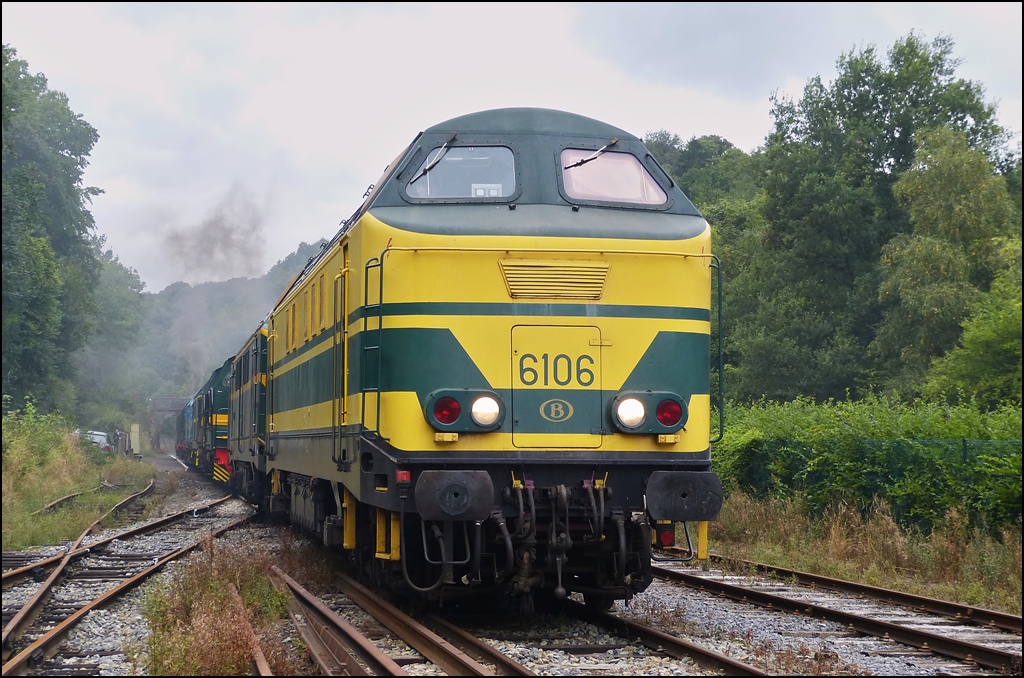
[424,107,638,140]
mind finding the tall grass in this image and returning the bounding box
[143,533,309,675]
[711,493,1023,614]
[2,400,154,550]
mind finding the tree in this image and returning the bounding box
[871,128,1016,390]
[643,131,739,201]
[2,45,101,409]
[925,237,1023,407]
[73,244,147,429]
[729,33,1005,401]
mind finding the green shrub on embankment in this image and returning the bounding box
[1,399,155,550]
[713,396,1022,531]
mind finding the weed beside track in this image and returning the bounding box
[708,493,1023,614]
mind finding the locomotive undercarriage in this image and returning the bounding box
[234,436,721,608]
[388,477,657,608]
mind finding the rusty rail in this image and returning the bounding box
[653,565,1019,672]
[227,583,273,676]
[424,614,535,676]
[702,553,1023,634]
[2,480,157,650]
[3,488,226,590]
[334,571,494,676]
[29,487,102,516]
[2,511,253,676]
[271,566,406,676]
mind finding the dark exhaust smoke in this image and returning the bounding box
[165,185,267,284]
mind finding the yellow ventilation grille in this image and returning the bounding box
[499,259,610,299]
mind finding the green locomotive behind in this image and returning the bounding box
[182,108,724,608]
[177,358,232,482]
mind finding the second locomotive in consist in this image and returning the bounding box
[177,357,232,482]
[183,108,723,609]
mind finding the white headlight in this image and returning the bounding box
[471,396,501,426]
[616,398,645,428]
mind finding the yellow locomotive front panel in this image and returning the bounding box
[352,215,713,459]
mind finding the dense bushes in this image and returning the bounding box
[713,397,1021,531]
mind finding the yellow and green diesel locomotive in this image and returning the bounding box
[224,107,723,607]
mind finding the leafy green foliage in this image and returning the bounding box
[869,129,1017,391]
[73,244,148,430]
[925,237,1023,406]
[714,398,1022,531]
[2,45,101,410]
[644,34,1019,410]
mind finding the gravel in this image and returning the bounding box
[617,565,1005,676]
[469,613,708,675]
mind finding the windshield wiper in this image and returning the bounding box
[563,137,618,170]
[408,133,457,185]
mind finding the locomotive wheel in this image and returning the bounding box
[583,592,615,612]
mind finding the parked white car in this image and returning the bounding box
[86,431,112,452]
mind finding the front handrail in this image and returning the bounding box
[378,245,715,258]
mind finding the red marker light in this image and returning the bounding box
[395,470,411,483]
[656,399,682,427]
[434,397,461,424]
[659,528,675,546]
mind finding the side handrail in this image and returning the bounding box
[710,254,724,444]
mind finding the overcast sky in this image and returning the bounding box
[3,2,1021,291]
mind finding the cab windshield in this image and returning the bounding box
[406,146,515,199]
[561,149,667,205]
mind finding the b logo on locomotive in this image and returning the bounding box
[539,398,574,422]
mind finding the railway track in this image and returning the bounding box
[419,600,767,676]
[275,556,766,676]
[1,494,253,676]
[2,482,156,591]
[652,560,1022,674]
[702,554,1022,633]
[272,566,515,676]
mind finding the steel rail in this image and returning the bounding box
[424,614,535,676]
[334,572,494,676]
[271,566,406,676]
[227,583,273,676]
[653,565,1020,672]
[702,553,1022,634]
[2,511,253,676]
[566,600,766,676]
[3,490,228,589]
[29,487,101,516]
[1,480,156,650]
[281,591,360,676]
